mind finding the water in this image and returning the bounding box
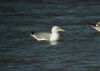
[0,2,100,71]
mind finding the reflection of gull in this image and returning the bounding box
[50,41,58,45]
[91,21,100,32]
[31,26,64,41]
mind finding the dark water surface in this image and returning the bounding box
[0,2,100,71]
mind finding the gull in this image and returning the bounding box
[31,26,64,41]
[91,21,100,32]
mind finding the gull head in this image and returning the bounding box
[51,26,65,33]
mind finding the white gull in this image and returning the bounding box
[31,26,64,41]
[91,21,100,32]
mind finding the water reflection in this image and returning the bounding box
[50,41,59,45]
[87,32,100,37]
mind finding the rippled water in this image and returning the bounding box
[0,2,100,71]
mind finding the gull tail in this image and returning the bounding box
[31,32,36,38]
[91,23,96,27]
[31,32,35,35]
